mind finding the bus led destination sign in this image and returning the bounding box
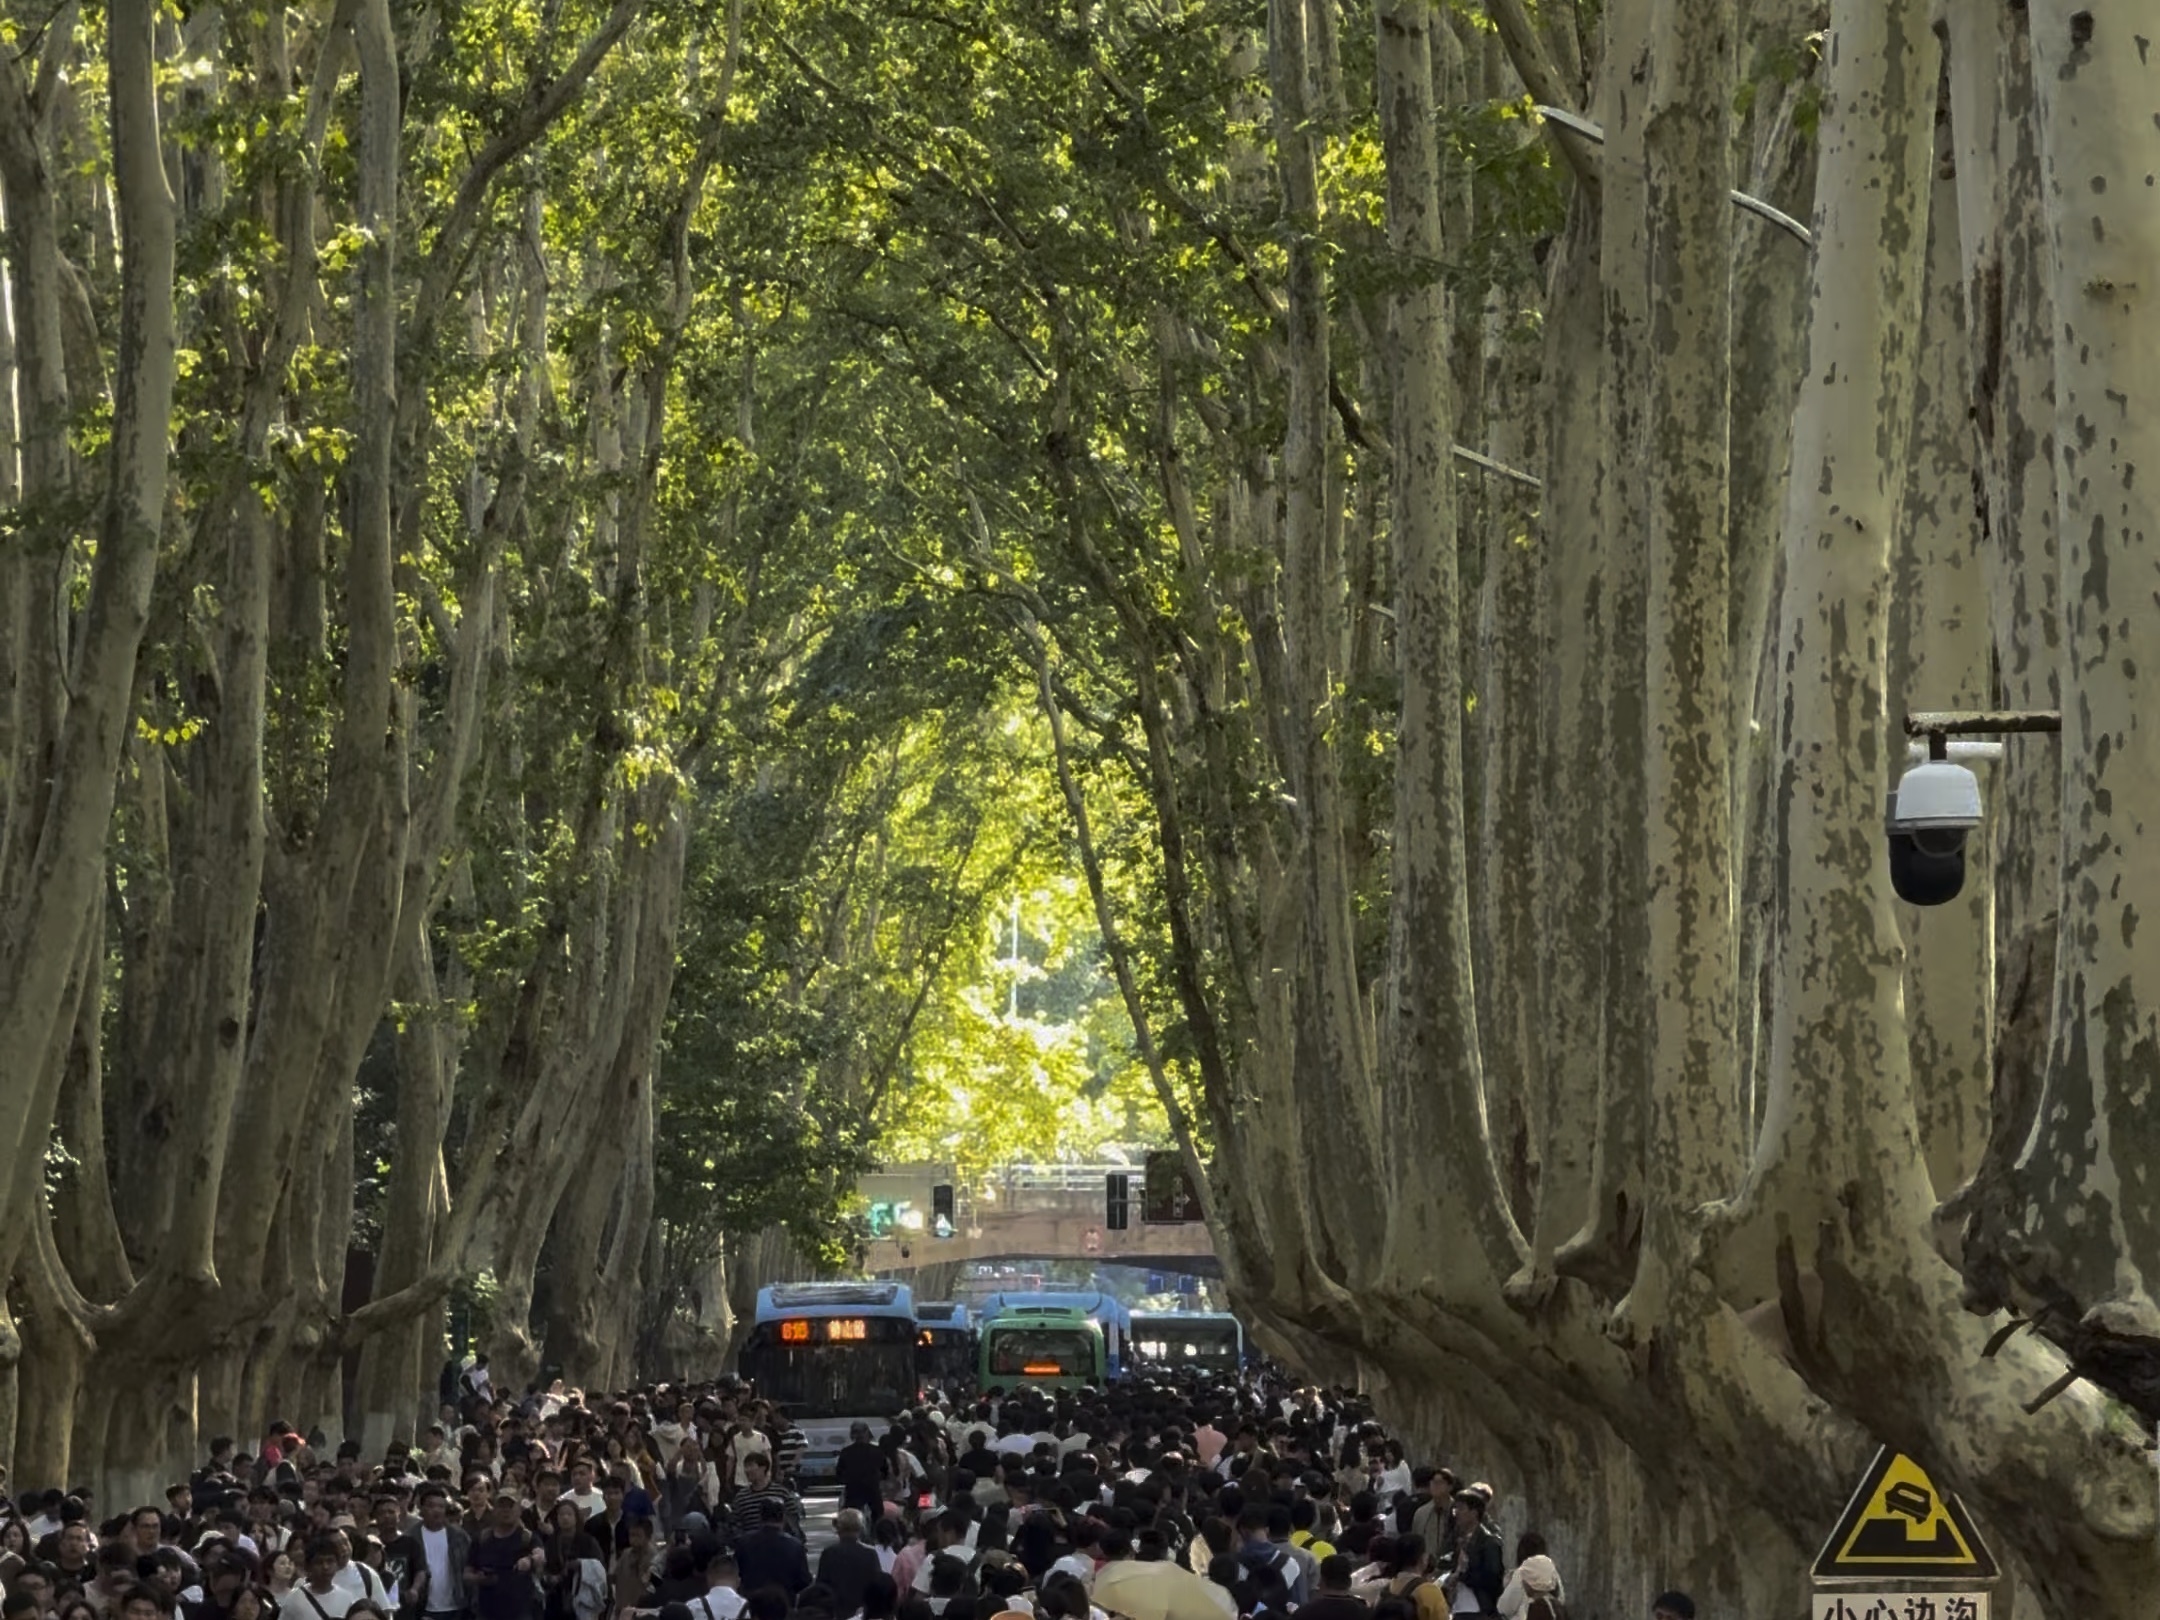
[778,1318,868,1343]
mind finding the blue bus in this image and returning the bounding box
[975,1289,1133,1379]
[1131,1310,1245,1378]
[740,1282,915,1482]
[913,1300,976,1390]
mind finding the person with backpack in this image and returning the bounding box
[1495,1533,1563,1620]
[1231,1508,1303,1613]
[1298,1555,1372,1620]
[1375,1535,1447,1620]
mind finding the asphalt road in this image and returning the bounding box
[801,1488,842,1556]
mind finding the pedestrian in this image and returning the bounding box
[286,1536,363,1620]
[1651,1595,1694,1620]
[608,1518,656,1617]
[1494,1533,1562,1620]
[1440,1490,1503,1619]
[835,1429,885,1522]
[466,1496,540,1620]
[1298,1555,1372,1620]
[730,1502,808,1600]
[815,1513,882,1620]
[685,1552,744,1620]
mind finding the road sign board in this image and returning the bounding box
[1141,1149,1204,1223]
[1812,1449,1998,1581]
[1813,1595,1987,1620]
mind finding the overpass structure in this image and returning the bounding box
[859,1162,1221,1278]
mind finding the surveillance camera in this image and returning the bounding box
[1886,760,1982,906]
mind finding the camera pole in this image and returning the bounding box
[1903,709,2062,761]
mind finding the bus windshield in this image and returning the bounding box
[986,1326,1096,1377]
[741,1320,914,1419]
[1137,1322,1241,1368]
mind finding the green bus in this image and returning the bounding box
[978,1305,1106,1391]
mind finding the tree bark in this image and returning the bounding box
[0,0,175,1246]
[1957,0,2160,1423]
[1531,193,1606,1268]
[1637,0,1738,1310]
[1564,0,1653,1282]
[1887,102,1992,1205]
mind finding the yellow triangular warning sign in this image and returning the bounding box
[1813,1448,1998,1580]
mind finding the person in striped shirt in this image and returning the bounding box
[725,1456,800,1541]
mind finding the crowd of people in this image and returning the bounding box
[0,1365,1702,1620]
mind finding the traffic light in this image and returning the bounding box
[1106,1172,1131,1230]
[931,1183,955,1238]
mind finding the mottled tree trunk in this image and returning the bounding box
[1637,0,1738,1310]
[1530,193,1606,1267]
[1887,108,1992,1204]
[1958,0,2160,1426]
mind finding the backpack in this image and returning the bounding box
[1244,1549,1296,1615]
[567,1558,609,1620]
[1525,1598,1565,1620]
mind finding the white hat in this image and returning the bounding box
[1515,1555,1560,1594]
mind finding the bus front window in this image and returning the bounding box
[741,1326,914,1418]
[987,1327,1095,1377]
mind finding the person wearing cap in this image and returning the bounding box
[1650,1594,1694,1620]
[466,1494,541,1620]
[1441,1490,1503,1618]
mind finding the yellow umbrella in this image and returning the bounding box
[1092,1561,1240,1620]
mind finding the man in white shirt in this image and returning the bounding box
[389,1485,471,1620]
[910,1517,977,1595]
[688,1552,746,1620]
[562,1461,606,1520]
[331,1526,393,1608]
[724,1422,771,1489]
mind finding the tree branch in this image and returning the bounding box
[1482,0,1601,194]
